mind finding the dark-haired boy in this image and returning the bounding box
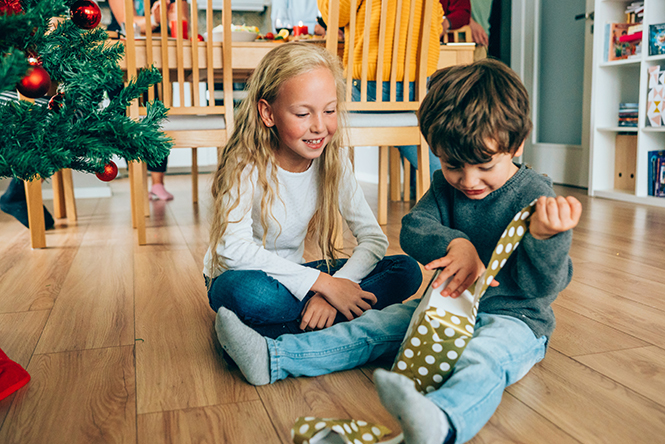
[214,58,582,444]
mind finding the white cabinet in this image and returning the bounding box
[589,0,665,207]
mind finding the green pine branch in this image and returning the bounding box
[0,0,172,181]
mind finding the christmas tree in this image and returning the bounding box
[0,0,171,182]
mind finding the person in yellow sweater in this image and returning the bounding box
[317,0,444,182]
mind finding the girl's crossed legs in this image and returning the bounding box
[207,254,422,338]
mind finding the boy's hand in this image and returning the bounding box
[311,274,377,320]
[300,293,337,331]
[529,196,582,240]
[425,238,498,298]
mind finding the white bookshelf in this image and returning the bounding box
[589,0,665,207]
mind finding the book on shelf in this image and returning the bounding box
[618,102,639,127]
[625,1,644,24]
[649,23,665,56]
[646,66,665,127]
[647,150,665,197]
[605,22,641,62]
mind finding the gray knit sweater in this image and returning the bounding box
[400,164,573,340]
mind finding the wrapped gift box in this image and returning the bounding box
[391,201,536,392]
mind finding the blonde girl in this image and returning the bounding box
[204,43,421,338]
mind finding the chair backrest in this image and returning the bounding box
[322,0,437,112]
[442,25,471,43]
[123,0,234,130]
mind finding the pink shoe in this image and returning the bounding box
[149,183,174,201]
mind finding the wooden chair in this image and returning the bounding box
[442,24,472,43]
[123,0,234,244]
[389,24,475,203]
[322,0,436,225]
[16,92,77,248]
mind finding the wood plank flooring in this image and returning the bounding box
[1,173,664,443]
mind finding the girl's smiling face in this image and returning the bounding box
[440,140,524,200]
[258,67,338,172]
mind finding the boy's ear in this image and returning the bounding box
[513,141,525,158]
[257,99,275,127]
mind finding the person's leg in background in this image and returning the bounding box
[0,178,55,230]
[148,157,173,201]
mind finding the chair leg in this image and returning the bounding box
[377,145,389,225]
[24,178,46,249]
[61,168,77,222]
[334,212,344,250]
[403,158,411,202]
[130,161,147,245]
[192,148,198,203]
[142,162,150,217]
[415,139,431,200]
[51,170,66,219]
[389,147,402,201]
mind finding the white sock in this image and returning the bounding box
[215,307,270,385]
[374,369,451,444]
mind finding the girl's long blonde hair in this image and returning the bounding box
[208,43,348,278]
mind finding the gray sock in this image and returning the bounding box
[215,307,270,386]
[374,369,451,444]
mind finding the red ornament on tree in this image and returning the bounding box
[96,161,118,182]
[0,0,23,16]
[70,0,102,30]
[17,65,51,99]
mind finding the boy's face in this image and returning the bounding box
[439,140,524,200]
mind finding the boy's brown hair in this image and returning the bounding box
[418,58,532,168]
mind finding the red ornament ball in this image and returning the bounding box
[0,0,23,16]
[96,161,118,182]
[70,0,102,30]
[17,66,51,99]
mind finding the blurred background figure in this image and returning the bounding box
[439,0,470,38]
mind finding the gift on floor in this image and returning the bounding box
[291,417,392,444]
[391,201,536,393]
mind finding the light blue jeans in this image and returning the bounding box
[266,299,548,444]
[351,80,442,179]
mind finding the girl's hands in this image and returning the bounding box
[424,238,499,298]
[300,293,337,331]
[311,274,377,320]
[529,196,582,240]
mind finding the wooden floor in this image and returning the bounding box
[1,173,664,444]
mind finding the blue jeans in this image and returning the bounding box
[266,299,547,443]
[351,80,441,179]
[207,255,422,338]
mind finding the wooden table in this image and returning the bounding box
[117,37,341,80]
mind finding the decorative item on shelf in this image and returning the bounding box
[605,22,641,62]
[648,150,665,197]
[649,23,665,56]
[646,65,665,127]
[96,161,118,182]
[70,0,102,30]
[614,134,637,192]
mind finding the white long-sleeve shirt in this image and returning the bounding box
[203,158,388,300]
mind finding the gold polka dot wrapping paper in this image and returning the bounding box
[291,417,392,444]
[391,201,536,393]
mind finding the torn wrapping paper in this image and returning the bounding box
[391,201,536,393]
[291,417,393,444]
